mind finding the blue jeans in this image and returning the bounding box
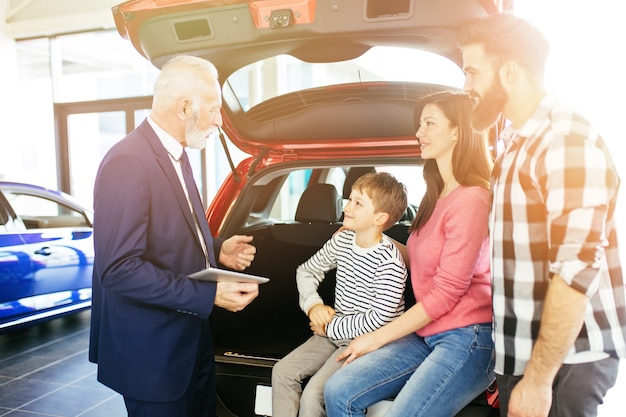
[324,324,495,417]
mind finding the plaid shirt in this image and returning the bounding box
[490,94,626,375]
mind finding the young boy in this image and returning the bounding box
[271,172,408,417]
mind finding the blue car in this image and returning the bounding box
[0,181,93,332]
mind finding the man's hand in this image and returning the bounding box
[215,281,259,312]
[336,332,382,366]
[507,275,588,417]
[219,235,256,270]
[507,376,552,417]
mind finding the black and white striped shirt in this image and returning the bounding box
[297,229,406,341]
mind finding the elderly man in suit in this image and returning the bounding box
[89,55,259,417]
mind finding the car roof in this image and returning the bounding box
[0,181,62,195]
[0,181,91,213]
[112,0,506,148]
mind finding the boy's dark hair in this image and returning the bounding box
[352,172,407,230]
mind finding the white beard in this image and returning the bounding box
[185,111,212,150]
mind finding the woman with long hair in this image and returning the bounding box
[324,91,495,417]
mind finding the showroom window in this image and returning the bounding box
[11,30,243,209]
[11,30,161,208]
[18,30,158,103]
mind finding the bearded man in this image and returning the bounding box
[458,13,625,417]
[89,55,259,417]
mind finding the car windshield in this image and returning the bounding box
[226,46,465,111]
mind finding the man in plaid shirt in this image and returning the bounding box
[458,13,626,417]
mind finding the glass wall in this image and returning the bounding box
[8,37,55,188]
[9,29,251,210]
[66,111,126,206]
[9,30,160,208]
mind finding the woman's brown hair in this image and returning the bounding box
[410,91,493,233]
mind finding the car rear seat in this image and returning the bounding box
[211,183,343,360]
[211,180,414,359]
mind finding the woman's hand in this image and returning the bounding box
[333,225,350,236]
[335,331,383,366]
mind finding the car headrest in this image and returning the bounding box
[342,167,376,199]
[295,183,342,223]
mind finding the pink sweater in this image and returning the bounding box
[407,186,492,337]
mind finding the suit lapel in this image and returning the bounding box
[138,121,205,250]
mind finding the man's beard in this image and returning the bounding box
[470,74,508,131]
[185,110,211,150]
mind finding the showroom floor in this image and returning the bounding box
[1,310,624,417]
[0,311,125,416]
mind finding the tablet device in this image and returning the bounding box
[188,268,269,284]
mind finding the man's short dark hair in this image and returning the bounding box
[457,12,550,84]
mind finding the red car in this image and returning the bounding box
[112,1,505,415]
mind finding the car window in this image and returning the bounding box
[378,165,427,205]
[227,46,464,111]
[324,167,348,197]
[3,191,90,229]
[268,165,425,223]
[269,169,312,221]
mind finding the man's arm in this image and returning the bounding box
[508,274,588,417]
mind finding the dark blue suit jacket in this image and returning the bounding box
[89,120,222,402]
